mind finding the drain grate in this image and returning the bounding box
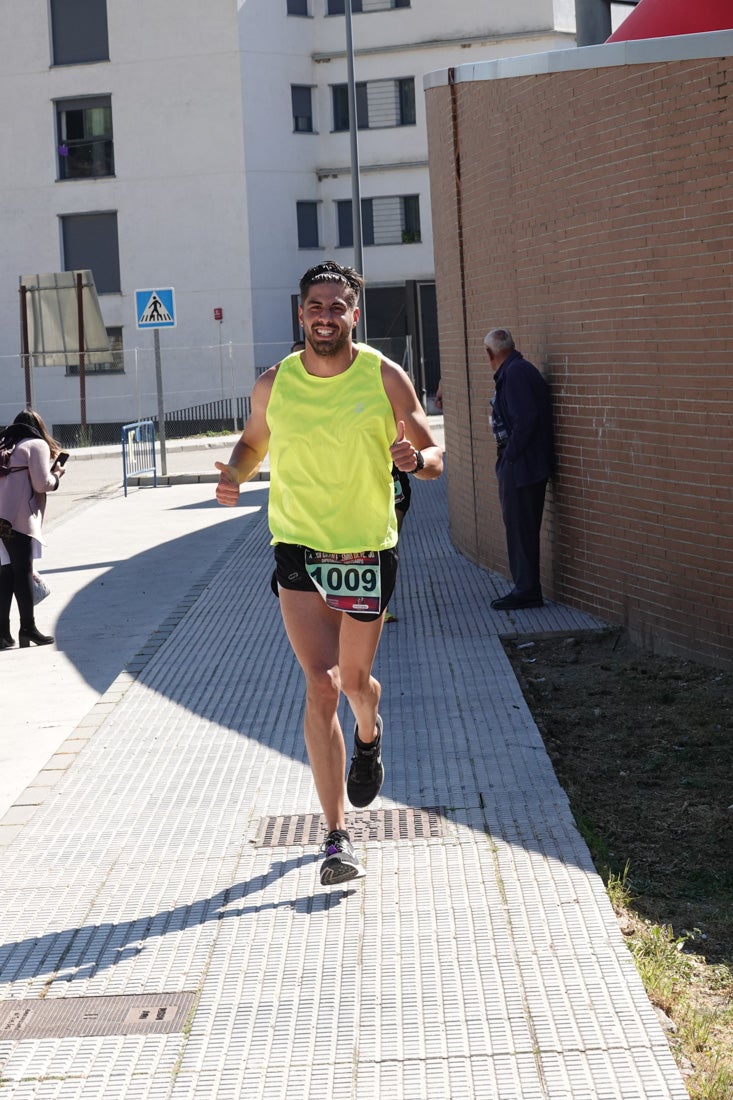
[0,991,197,1041]
[255,806,448,848]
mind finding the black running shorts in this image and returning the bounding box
[272,542,398,622]
[393,467,412,516]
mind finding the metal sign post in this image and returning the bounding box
[345,0,366,343]
[135,287,176,477]
[153,329,167,475]
[19,284,32,407]
[76,272,87,429]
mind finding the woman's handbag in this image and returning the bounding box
[32,573,51,604]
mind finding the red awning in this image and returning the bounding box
[607,0,733,43]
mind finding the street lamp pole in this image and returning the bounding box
[345,0,366,342]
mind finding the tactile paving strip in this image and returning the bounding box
[0,477,689,1099]
[0,991,197,1040]
[254,806,449,847]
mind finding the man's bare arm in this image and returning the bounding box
[215,367,275,505]
[381,360,443,478]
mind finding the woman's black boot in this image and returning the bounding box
[18,624,54,648]
[0,620,14,649]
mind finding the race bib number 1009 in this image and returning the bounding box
[304,550,381,615]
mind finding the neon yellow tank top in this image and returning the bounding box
[266,344,398,552]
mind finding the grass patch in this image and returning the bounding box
[505,630,733,1100]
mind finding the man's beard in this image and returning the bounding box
[306,327,351,358]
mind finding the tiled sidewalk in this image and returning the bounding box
[0,476,689,1099]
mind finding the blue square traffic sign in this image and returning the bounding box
[135,288,176,329]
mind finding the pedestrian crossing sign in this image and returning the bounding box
[135,287,176,329]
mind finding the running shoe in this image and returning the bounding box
[347,715,384,808]
[320,829,365,886]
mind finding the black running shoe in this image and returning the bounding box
[346,715,384,808]
[320,829,365,886]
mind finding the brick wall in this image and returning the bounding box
[426,56,733,668]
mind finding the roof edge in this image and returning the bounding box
[424,28,733,89]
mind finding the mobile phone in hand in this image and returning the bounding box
[54,452,69,468]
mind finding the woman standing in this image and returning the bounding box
[0,409,66,648]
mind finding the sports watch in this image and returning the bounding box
[411,449,425,473]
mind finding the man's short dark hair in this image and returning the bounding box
[299,261,364,307]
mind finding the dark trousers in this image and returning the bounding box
[0,531,35,630]
[497,466,547,599]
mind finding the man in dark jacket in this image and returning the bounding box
[485,328,555,610]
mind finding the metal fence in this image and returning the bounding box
[51,395,253,450]
[121,419,156,497]
[0,341,266,447]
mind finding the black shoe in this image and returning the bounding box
[347,715,384,808]
[490,591,544,611]
[320,829,366,886]
[0,634,14,650]
[18,626,54,648]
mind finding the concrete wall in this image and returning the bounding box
[425,32,733,668]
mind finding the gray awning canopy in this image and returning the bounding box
[20,271,110,367]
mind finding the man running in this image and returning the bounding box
[215,261,442,886]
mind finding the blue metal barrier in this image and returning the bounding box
[121,420,157,497]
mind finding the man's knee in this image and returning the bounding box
[340,667,375,701]
[304,666,341,711]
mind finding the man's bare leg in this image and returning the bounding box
[278,588,380,883]
[339,612,387,809]
[339,612,385,745]
[278,588,347,832]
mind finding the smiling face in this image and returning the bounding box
[299,280,360,359]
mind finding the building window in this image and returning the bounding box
[291,86,314,133]
[56,96,114,180]
[287,0,309,13]
[337,195,421,247]
[332,78,414,131]
[66,327,124,375]
[400,194,421,243]
[397,78,416,125]
[332,84,368,132]
[297,202,320,248]
[61,212,121,293]
[337,201,355,248]
[50,0,109,66]
[327,0,409,13]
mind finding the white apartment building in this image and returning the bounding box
[1,1,630,438]
[0,0,252,440]
[239,0,576,399]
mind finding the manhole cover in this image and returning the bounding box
[255,806,448,847]
[0,991,197,1041]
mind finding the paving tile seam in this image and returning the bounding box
[0,1037,662,1072]
[159,1051,683,1100]
[0,1056,682,1099]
